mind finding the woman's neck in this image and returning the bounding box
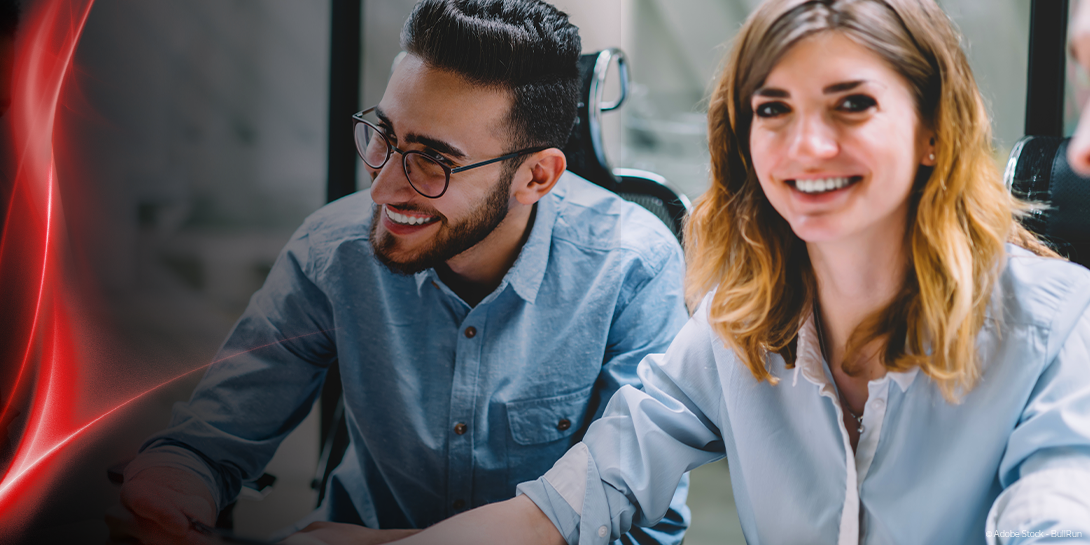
[808,226,907,379]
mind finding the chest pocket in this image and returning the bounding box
[504,385,594,490]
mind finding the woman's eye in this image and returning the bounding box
[754,102,790,118]
[838,95,877,113]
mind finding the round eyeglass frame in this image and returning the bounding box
[352,107,550,199]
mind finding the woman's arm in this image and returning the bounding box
[985,298,1090,543]
[392,496,564,545]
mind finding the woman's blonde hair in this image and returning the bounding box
[685,0,1057,401]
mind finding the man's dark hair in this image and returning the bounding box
[401,0,581,151]
[1,0,20,37]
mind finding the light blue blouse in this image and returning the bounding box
[519,246,1090,544]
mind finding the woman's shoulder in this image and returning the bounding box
[997,244,1090,342]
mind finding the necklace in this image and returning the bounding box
[813,303,865,435]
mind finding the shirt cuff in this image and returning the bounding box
[986,465,1090,544]
[123,445,225,512]
[517,442,636,545]
[517,477,581,545]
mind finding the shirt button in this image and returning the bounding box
[464,326,477,338]
[556,418,571,431]
[873,398,886,410]
[452,499,466,510]
[454,423,467,435]
[598,525,608,538]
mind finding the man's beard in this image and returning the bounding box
[369,169,514,275]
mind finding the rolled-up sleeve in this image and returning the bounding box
[986,299,1090,544]
[519,298,726,545]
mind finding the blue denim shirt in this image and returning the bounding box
[126,172,691,543]
[520,245,1090,545]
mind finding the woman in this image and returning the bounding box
[292,0,1090,543]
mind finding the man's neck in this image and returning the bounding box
[439,203,536,307]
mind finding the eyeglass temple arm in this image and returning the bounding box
[449,146,551,173]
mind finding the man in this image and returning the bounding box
[111,1,690,544]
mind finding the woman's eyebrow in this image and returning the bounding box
[754,87,790,98]
[823,80,867,94]
[753,80,873,99]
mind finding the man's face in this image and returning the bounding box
[367,55,519,275]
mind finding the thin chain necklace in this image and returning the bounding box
[814,302,865,435]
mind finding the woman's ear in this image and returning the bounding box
[921,134,938,167]
[512,148,567,206]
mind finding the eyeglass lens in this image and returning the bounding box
[355,122,449,198]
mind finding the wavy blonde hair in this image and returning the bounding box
[685,0,1057,401]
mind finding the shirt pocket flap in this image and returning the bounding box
[505,386,593,446]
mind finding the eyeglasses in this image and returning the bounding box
[352,107,549,199]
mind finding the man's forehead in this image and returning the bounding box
[377,55,513,151]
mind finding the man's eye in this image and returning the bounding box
[424,151,455,167]
[838,95,877,113]
[754,102,790,118]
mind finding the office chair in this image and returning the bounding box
[310,48,694,506]
[1004,135,1090,267]
[561,48,691,242]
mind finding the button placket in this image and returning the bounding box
[447,311,484,517]
[855,378,892,490]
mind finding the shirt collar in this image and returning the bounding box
[412,175,563,305]
[792,309,919,393]
[506,181,560,304]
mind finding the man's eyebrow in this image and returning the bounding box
[375,106,393,128]
[372,107,467,160]
[404,134,467,161]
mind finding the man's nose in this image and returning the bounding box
[788,114,839,160]
[367,157,416,202]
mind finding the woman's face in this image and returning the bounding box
[748,31,934,246]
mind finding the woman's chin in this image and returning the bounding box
[786,218,849,244]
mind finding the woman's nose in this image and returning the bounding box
[788,115,839,160]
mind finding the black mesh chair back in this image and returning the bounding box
[561,49,690,242]
[1005,136,1090,267]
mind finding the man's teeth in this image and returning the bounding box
[794,177,852,194]
[386,207,435,226]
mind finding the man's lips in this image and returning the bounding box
[384,205,439,226]
[380,205,440,236]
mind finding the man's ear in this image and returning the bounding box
[512,148,566,206]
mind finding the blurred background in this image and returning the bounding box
[0,0,1080,543]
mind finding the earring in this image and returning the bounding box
[929,153,935,162]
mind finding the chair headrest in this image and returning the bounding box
[1005,135,1090,266]
[561,49,628,191]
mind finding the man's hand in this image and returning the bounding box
[1069,0,1090,175]
[106,466,217,545]
[281,522,420,545]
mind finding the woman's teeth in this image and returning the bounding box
[386,206,436,226]
[794,177,852,194]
